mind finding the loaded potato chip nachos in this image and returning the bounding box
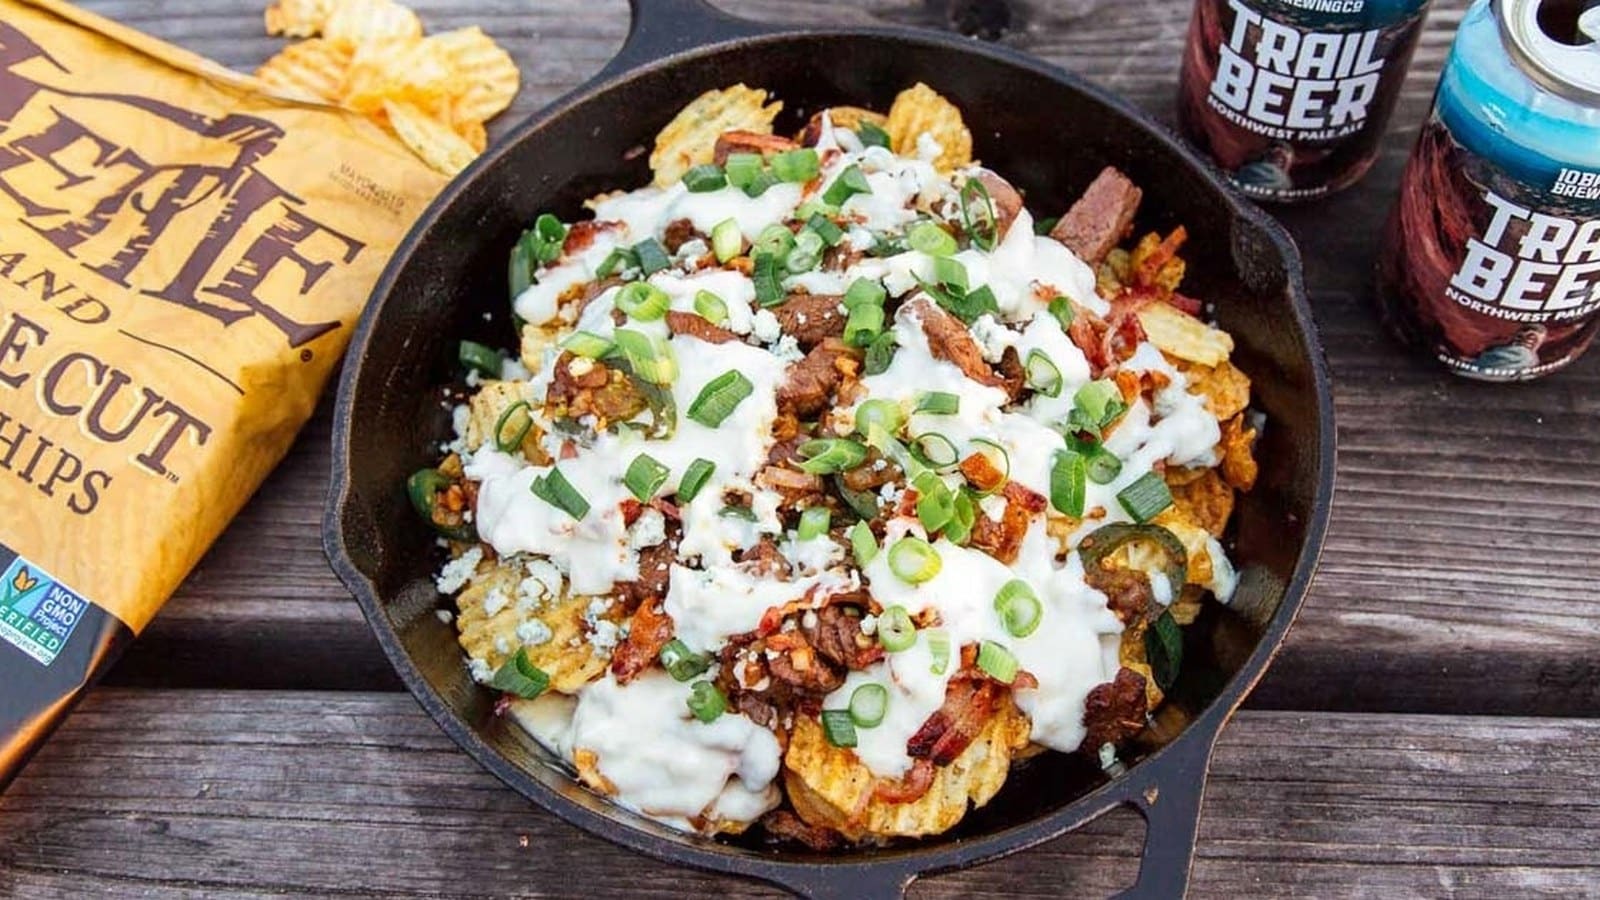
[409,83,1258,845]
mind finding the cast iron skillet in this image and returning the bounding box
[323,1,1336,895]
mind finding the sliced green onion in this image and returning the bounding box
[1145,609,1183,691]
[854,398,904,436]
[771,148,820,183]
[877,605,917,651]
[459,340,502,378]
[994,579,1043,638]
[1085,447,1123,485]
[632,238,670,276]
[807,213,845,247]
[561,330,613,359]
[688,370,754,427]
[595,246,635,279]
[844,303,884,347]
[719,504,758,522]
[711,218,743,263]
[967,437,1011,495]
[797,438,868,475]
[1034,215,1060,235]
[1025,348,1063,397]
[1117,471,1174,523]
[960,284,1000,321]
[926,628,951,675]
[907,220,958,257]
[835,476,882,521]
[1050,450,1086,517]
[944,489,977,545]
[530,466,589,521]
[493,400,534,453]
[659,639,711,681]
[1048,296,1075,330]
[678,458,716,502]
[743,170,780,198]
[797,506,832,541]
[822,163,872,206]
[1074,380,1122,427]
[687,681,727,722]
[724,152,764,190]
[693,290,729,325]
[786,229,826,273]
[888,537,941,585]
[909,432,959,469]
[976,640,1019,684]
[820,709,858,747]
[857,120,891,148]
[864,331,896,375]
[913,471,955,534]
[488,647,551,698]
[866,422,926,482]
[615,281,670,321]
[849,521,877,566]
[683,163,727,192]
[796,198,839,220]
[612,328,677,385]
[931,256,968,291]
[755,223,796,258]
[521,213,567,265]
[509,235,534,299]
[915,391,960,415]
[959,177,998,252]
[848,683,889,728]
[843,277,887,309]
[752,251,785,306]
[623,453,670,502]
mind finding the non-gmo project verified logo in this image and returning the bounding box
[0,556,88,666]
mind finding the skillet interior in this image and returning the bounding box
[329,28,1327,875]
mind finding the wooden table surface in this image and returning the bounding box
[4,0,1599,897]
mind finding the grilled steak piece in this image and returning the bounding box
[665,310,740,344]
[774,293,846,348]
[903,298,1008,390]
[1049,166,1143,265]
[802,603,883,671]
[776,338,859,418]
[972,169,1024,241]
[661,217,702,254]
[1078,667,1150,753]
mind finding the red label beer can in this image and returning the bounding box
[1178,0,1433,201]
[1377,0,1600,381]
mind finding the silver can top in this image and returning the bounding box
[1496,0,1600,104]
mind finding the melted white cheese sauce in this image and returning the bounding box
[456,111,1246,830]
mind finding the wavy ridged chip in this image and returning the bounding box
[323,0,423,44]
[885,82,973,174]
[453,564,611,693]
[431,27,521,126]
[254,38,353,103]
[650,84,782,187]
[383,98,479,175]
[264,0,337,37]
[1137,301,1235,367]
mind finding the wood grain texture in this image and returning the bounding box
[74,0,1600,716]
[1,691,1597,898]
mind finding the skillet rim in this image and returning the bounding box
[323,21,1337,892]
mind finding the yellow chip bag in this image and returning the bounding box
[885,82,974,173]
[0,0,445,786]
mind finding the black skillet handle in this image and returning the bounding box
[1109,724,1221,900]
[592,0,778,85]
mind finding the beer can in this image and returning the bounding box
[1376,0,1600,381]
[1177,0,1433,202]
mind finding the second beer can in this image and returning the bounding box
[1178,0,1432,201]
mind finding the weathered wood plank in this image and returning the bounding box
[2,691,1597,898]
[72,0,1600,715]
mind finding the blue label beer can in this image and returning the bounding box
[1377,0,1600,381]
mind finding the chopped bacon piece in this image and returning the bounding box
[958,452,1007,494]
[1049,166,1142,265]
[972,169,1024,241]
[665,310,740,344]
[1131,226,1188,287]
[610,600,674,683]
[561,220,621,258]
[872,758,937,804]
[661,218,702,254]
[713,130,799,165]
[967,481,1046,564]
[906,678,1004,766]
